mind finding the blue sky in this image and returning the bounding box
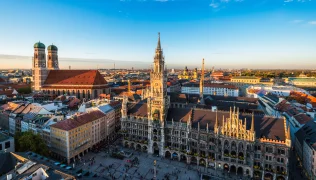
[0,0,315,69]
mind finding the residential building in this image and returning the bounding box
[50,110,108,163]
[21,106,52,133]
[181,82,239,97]
[9,103,34,135]
[167,81,181,93]
[78,100,118,141]
[231,76,260,84]
[0,102,20,132]
[258,93,283,117]
[109,101,122,138]
[0,132,14,152]
[0,152,75,180]
[295,120,316,179]
[288,77,316,87]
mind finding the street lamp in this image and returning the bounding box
[153,160,157,180]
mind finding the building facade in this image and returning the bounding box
[295,120,316,179]
[231,76,260,84]
[181,83,239,97]
[50,110,115,164]
[288,77,316,87]
[0,132,15,152]
[121,34,291,180]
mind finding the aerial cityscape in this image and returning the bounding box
[1,0,316,180]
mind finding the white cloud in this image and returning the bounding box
[284,0,293,2]
[209,3,219,8]
[210,0,243,8]
[291,19,304,23]
[309,21,316,25]
[155,0,168,2]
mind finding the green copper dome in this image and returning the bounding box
[34,41,45,49]
[47,44,58,51]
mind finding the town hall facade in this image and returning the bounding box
[121,33,290,180]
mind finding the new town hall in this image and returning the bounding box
[121,33,290,180]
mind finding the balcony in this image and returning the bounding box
[276,171,287,175]
[253,166,262,170]
[238,160,244,164]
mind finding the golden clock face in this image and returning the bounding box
[155,83,158,86]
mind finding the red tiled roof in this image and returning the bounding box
[51,110,105,131]
[0,78,6,83]
[127,101,148,117]
[0,84,30,90]
[109,101,121,109]
[41,85,109,90]
[44,70,108,86]
[0,90,16,97]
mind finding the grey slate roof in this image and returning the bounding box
[295,120,316,150]
[166,108,286,141]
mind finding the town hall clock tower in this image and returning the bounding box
[147,33,170,156]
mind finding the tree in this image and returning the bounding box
[17,87,32,94]
[14,131,49,156]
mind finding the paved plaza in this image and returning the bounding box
[71,145,250,180]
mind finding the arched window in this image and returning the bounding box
[77,90,80,99]
[94,90,98,99]
[82,90,86,98]
[87,90,90,99]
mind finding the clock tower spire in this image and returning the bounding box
[149,32,169,122]
[147,33,170,156]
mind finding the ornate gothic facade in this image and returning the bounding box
[121,34,290,180]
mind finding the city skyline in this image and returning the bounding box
[1,0,316,69]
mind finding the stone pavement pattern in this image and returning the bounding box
[72,148,249,180]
